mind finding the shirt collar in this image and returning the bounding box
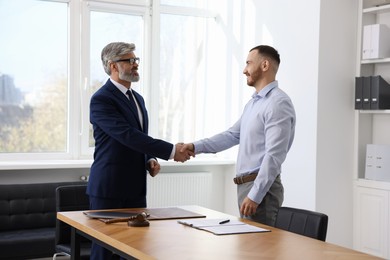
[110,78,130,95]
[252,80,278,99]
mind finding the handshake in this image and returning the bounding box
[173,143,195,162]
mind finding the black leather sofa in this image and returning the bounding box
[0,181,86,260]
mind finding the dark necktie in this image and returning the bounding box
[126,90,143,129]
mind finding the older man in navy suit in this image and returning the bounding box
[88,42,193,260]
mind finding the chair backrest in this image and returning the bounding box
[0,181,85,231]
[274,207,328,241]
[55,184,90,245]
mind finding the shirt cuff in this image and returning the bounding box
[193,141,203,154]
[247,189,264,204]
[147,158,157,163]
[169,145,175,160]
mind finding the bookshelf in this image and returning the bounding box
[353,0,390,258]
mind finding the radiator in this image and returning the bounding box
[147,172,212,208]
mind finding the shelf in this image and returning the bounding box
[359,109,390,113]
[355,178,390,190]
[363,3,390,14]
[361,57,390,64]
[0,160,93,170]
[0,157,235,170]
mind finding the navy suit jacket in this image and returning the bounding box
[87,79,173,204]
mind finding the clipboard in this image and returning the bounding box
[84,207,206,220]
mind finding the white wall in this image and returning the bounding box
[316,0,357,247]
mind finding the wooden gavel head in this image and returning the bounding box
[128,212,150,227]
[135,212,148,221]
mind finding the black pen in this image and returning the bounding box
[219,219,230,224]
[177,220,193,227]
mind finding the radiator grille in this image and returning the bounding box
[147,172,212,208]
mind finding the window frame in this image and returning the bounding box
[79,0,151,157]
[148,1,219,139]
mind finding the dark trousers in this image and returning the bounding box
[237,174,284,226]
[89,196,146,260]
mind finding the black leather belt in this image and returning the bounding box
[233,173,258,185]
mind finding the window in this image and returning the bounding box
[0,0,234,162]
[85,6,145,149]
[158,13,223,142]
[0,0,68,155]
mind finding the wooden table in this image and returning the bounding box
[57,205,381,260]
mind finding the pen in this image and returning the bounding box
[177,220,193,227]
[219,219,230,224]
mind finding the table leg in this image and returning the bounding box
[70,227,81,260]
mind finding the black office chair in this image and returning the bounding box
[53,184,91,260]
[274,206,328,241]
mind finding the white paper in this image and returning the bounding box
[177,218,270,235]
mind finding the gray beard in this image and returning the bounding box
[119,71,139,82]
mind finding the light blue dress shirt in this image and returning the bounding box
[194,81,296,204]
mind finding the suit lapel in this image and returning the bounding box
[106,80,143,130]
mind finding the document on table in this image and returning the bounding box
[177,218,270,235]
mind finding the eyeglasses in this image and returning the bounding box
[114,57,140,65]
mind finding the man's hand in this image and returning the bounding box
[180,143,195,153]
[147,160,161,177]
[174,143,195,162]
[240,196,259,216]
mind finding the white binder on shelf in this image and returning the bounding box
[362,24,390,59]
[365,144,390,182]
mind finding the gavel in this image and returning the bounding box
[101,212,150,227]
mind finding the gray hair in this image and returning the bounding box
[101,42,136,75]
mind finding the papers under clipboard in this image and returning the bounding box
[177,218,270,235]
